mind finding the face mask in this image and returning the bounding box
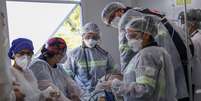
[128,39,142,52]
[84,39,98,48]
[15,55,31,70]
[110,16,121,28]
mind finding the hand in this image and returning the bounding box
[49,90,60,98]
[117,83,134,95]
[45,97,54,101]
[13,82,26,101]
[43,86,61,100]
[96,81,112,90]
[111,79,129,95]
[68,94,80,101]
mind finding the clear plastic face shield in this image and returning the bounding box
[127,14,189,99]
[126,28,143,40]
[125,14,159,52]
[118,10,145,36]
[126,27,144,52]
[105,8,122,29]
[124,11,186,70]
[178,9,201,35]
[154,15,190,77]
[124,12,169,43]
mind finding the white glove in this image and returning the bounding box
[42,86,60,100]
[111,79,122,93]
[112,79,134,95]
[96,80,113,91]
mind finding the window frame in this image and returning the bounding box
[6,0,83,55]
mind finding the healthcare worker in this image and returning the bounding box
[179,9,201,101]
[29,37,80,101]
[66,22,116,99]
[8,38,64,101]
[101,2,137,72]
[102,2,189,101]
[102,16,177,101]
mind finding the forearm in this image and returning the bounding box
[112,80,153,98]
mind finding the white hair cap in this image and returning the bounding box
[82,22,100,35]
[125,16,158,37]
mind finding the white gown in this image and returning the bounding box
[10,67,42,101]
[191,30,201,101]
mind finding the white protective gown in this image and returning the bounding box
[112,46,177,101]
[29,58,80,101]
[191,30,201,101]
[10,67,42,101]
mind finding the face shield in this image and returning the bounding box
[124,14,159,52]
[119,9,145,34]
[125,16,158,38]
[101,2,126,26]
[124,11,189,72]
[178,9,201,32]
[138,14,190,98]
[156,15,192,79]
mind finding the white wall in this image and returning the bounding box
[131,0,201,20]
[116,0,133,7]
[0,0,12,100]
[81,0,121,67]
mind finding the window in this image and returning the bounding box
[6,0,82,54]
[53,5,82,50]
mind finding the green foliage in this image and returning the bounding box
[54,5,82,49]
[64,5,81,32]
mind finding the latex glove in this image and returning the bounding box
[111,79,122,93]
[96,81,112,90]
[42,86,60,100]
[111,79,132,95]
[13,82,26,101]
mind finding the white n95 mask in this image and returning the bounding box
[84,39,98,48]
[128,39,142,52]
[16,55,31,70]
[110,16,121,28]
